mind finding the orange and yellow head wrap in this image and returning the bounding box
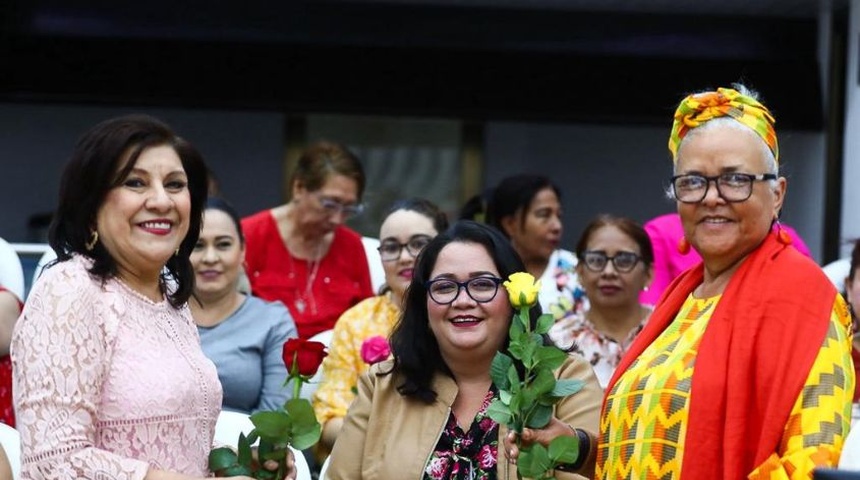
[668,87,779,164]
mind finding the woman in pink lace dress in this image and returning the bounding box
[11,115,252,480]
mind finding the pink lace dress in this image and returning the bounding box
[12,255,222,479]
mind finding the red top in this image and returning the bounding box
[242,210,373,339]
[0,287,22,427]
[606,232,840,479]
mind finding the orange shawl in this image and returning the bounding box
[603,233,840,478]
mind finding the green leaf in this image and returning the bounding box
[551,379,585,397]
[284,398,318,430]
[250,410,293,443]
[499,389,512,405]
[548,435,580,465]
[517,307,530,330]
[509,316,526,342]
[517,443,552,478]
[491,353,514,391]
[221,464,253,476]
[528,368,556,397]
[507,366,521,394]
[245,429,259,446]
[535,313,554,335]
[511,389,536,415]
[208,447,238,471]
[291,422,322,450]
[237,432,253,466]
[258,438,274,461]
[525,404,553,429]
[534,345,567,371]
[486,398,513,426]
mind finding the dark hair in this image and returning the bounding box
[485,174,561,237]
[205,196,245,245]
[290,141,365,200]
[575,215,654,266]
[458,188,493,222]
[49,114,208,309]
[386,197,450,234]
[388,220,541,403]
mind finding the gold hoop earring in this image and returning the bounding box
[85,231,99,251]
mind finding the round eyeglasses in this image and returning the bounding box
[315,193,365,218]
[377,235,432,262]
[670,172,777,204]
[425,276,504,305]
[581,251,641,273]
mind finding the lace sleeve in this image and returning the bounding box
[12,263,150,479]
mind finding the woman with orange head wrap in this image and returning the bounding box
[596,84,855,479]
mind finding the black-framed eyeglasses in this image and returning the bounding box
[425,276,504,305]
[315,194,365,218]
[670,172,777,204]
[581,251,641,273]
[377,235,432,262]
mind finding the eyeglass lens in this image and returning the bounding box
[583,251,639,272]
[427,277,502,304]
[378,235,432,261]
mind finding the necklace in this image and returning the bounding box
[289,243,323,315]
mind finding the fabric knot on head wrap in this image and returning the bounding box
[668,87,779,164]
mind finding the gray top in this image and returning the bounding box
[198,295,297,414]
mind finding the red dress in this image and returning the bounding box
[0,287,22,426]
[242,210,373,339]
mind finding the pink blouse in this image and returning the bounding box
[12,255,222,479]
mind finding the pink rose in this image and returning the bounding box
[360,336,390,365]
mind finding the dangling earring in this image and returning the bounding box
[175,248,180,257]
[85,231,99,251]
[774,219,792,245]
[677,236,691,255]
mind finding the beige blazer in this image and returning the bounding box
[326,355,602,479]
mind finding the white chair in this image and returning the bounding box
[823,258,851,293]
[299,329,334,401]
[840,419,860,470]
[319,454,331,480]
[0,423,20,479]
[0,239,24,302]
[30,248,57,290]
[214,410,311,480]
[361,237,386,295]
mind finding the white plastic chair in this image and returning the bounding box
[214,410,311,480]
[299,329,334,400]
[361,237,386,295]
[319,454,331,480]
[840,420,860,470]
[0,423,20,479]
[0,239,24,302]
[30,248,57,290]
[823,258,851,293]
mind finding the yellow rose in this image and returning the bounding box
[503,272,541,308]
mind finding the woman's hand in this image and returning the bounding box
[256,447,297,480]
[503,416,576,462]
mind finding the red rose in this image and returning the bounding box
[360,336,390,365]
[282,338,327,376]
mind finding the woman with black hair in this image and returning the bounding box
[326,220,602,479]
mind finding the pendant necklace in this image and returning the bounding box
[290,243,323,315]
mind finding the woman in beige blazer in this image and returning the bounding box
[327,220,603,479]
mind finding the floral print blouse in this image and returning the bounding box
[424,387,499,480]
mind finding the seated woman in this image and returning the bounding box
[191,197,298,414]
[312,198,448,451]
[549,215,654,389]
[326,220,603,479]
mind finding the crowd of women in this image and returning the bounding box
[0,83,857,479]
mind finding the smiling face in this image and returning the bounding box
[675,125,785,273]
[292,174,360,237]
[95,144,191,283]
[379,209,440,304]
[426,241,512,363]
[576,225,652,310]
[191,208,245,302]
[501,187,562,264]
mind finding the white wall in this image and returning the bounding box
[842,0,860,257]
